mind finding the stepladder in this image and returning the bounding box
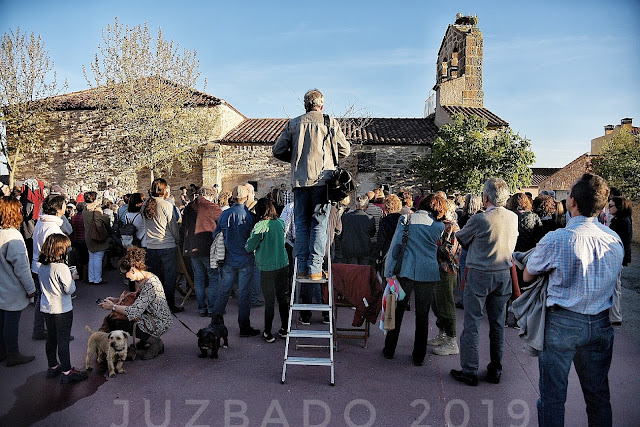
[281,246,335,386]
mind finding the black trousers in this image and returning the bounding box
[43,311,73,371]
[383,278,435,363]
[260,267,290,333]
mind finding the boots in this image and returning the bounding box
[432,336,459,356]
[141,337,164,360]
[427,330,446,346]
[6,352,36,367]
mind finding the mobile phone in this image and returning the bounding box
[96,298,104,305]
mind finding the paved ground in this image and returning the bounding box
[2,245,639,426]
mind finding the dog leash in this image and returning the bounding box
[172,312,198,336]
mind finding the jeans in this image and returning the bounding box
[260,267,290,333]
[432,270,457,337]
[251,265,262,303]
[538,307,614,427]
[459,268,511,376]
[383,277,435,363]
[43,310,73,371]
[147,247,178,309]
[191,255,220,314]
[0,310,22,354]
[88,250,105,283]
[293,186,330,275]
[214,260,254,330]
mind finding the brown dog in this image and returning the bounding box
[85,326,129,377]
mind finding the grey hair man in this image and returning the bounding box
[450,177,518,386]
[272,89,350,281]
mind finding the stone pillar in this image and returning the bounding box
[202,143,222,189]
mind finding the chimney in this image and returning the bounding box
[604,125,614,135]
[621,118,633,131]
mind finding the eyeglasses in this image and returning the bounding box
[608,204,615,208]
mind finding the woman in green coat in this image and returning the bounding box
[245,198,289,343]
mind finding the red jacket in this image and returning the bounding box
[182,197,222,257]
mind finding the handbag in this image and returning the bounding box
[109,291,139,321]
[391,213,412,276]
[323,114,355,202]
[89,210,108,243]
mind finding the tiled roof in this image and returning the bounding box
[49,77,245,117]
[442,105,509,128]
[220,116,440,146]
[529,167,562,186]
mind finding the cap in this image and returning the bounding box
[232,185,248,199]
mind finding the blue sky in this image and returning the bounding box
[2,0,639,169]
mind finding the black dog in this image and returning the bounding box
[197,314,229,359]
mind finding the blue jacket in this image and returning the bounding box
[214,203,255,268]
[384,210,444,282]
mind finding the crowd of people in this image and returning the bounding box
[0,88,633,425]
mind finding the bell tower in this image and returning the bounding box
[430,13,484,123]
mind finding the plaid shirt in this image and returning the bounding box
[437,219,461,275]
[282,190,292,206]
[526,215,623,315]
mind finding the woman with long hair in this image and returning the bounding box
[382,194,446,366]
[245,198,289,342]
[142,178,182,313]
[82,191,111,285]
[0,196,37,366]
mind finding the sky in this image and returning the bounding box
[1,0,639,170]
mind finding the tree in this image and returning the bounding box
[83,18,219,184]
[592,129,640,200]
[412,114,535,194]
[0,28,66,187]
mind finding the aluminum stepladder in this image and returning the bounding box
[281,234,335,386]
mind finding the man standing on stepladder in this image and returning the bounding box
[273,89,350,322]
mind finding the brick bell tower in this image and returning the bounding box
[430,14,485,125]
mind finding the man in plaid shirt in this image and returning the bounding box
[524,173,623,427]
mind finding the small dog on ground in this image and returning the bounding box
[85,326,129,377]
[197,314,229,359]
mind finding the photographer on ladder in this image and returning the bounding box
[273,89,350,322]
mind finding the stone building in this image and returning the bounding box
[591,117,638,155]
[11,13,508,200]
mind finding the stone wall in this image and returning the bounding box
[206,142,431,198]
[14,104,243,199]
[539,154,592,199]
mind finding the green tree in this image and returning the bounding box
[412,114,535,194]
[84,18,219,184]
[0,28,66,187]
[592,129,640,200]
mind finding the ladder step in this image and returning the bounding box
[285,357,332,366]
[297,278,329,284]
[291,304,331,311]
[288,330,332,339]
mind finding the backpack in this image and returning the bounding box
[120,213,140,248]
[89,211,108,243]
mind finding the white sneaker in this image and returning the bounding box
[427,330,446,346]
[432,336,459,356]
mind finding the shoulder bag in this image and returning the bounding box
[89,210,108,243]
[391,213,412,276]
[323,114,355,202]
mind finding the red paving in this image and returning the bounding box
[2,266,639,426]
